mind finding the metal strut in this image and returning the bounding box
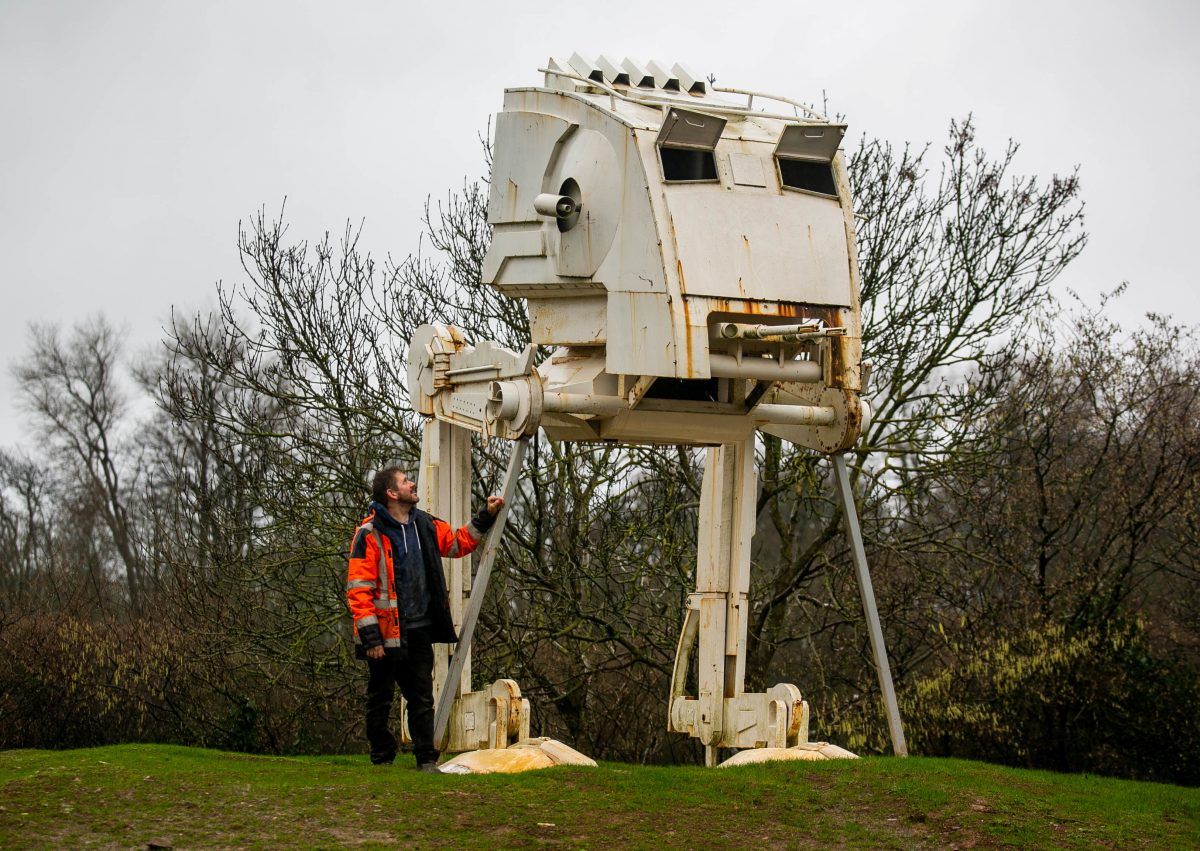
[432,436,530,749]
[830,453,908,757]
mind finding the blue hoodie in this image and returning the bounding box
[368,501,431,629]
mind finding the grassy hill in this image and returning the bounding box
[0,744,1195,848]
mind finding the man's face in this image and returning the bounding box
[388,471,420,506]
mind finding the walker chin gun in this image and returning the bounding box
[408,55,905,772]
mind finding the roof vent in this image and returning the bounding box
[595,55,631,86]
[671,62,706,96]
[621,58,656,88]
[568,52,605,83]
[646,60,681,92]
[550,55,711,94]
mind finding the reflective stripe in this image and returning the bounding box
[447,541,461,558]
[370,531,390,602]
[356,634,401,648]
[357,615,379,627]
[374,599,398,610]
[346,579,375,590]
[466,520,485,542]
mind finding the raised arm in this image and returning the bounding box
[432,496,504,559]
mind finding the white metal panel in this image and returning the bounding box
[482,226,545,284]
[729,152,767,187]
[666,187,853,306]
[604,290,677,377]
[487,111,573,224]
[528,296,607,346]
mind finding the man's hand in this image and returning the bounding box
[366,645,385,660]
[486,495,505,516]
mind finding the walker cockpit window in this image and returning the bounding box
[657,108,726,184]
[778,159,838,196]
[660,147,719,181]
[774,123,847,199]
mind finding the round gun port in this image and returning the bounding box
[708,353,822,383]
[533,193,579,219]
[487,381,521,421]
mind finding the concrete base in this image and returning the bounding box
[718,742,858,767]
[439,737,597,775]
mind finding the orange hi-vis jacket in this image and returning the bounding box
[346,506,491,656]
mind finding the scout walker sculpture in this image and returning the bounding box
[406,56,907,771]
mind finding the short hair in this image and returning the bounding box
[371,466,406,504]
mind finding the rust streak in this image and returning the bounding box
[680,278,693,377]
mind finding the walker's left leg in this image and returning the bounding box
[402,417,532,755]
[399,418,472,749]
[420,418,472,700]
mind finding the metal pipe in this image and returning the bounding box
[710,85,827,120]
[538,67,829,125]
[446,364,500,378]
[542,392,629,416]
[831,453,908,757]
[502,384,836,423]
[709,353,821,383]
[720,321,822,340]
[751,403,837,427]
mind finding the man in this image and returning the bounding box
[346,466,503,770]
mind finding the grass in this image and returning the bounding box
[0,744,1196,849]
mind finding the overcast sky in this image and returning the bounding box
[2,0,1197,449]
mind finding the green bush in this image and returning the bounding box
[905,619,1200,785]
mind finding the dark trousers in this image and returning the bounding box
[364,626,438,765]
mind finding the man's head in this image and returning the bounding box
[371,466,419,507]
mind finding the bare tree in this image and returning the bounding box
[0,451,51,605]
[12,317,147,611]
